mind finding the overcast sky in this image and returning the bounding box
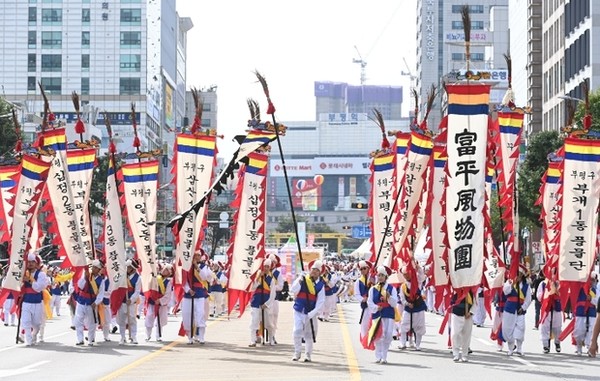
[175,0,417,158]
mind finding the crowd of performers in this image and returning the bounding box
[354,259,600,363]
[3,250,600,364]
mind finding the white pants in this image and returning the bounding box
[573,315,596,346]
[321,294,336,318]
[50,294,61,316]
[250,306,275,343]
[181,297,207,340]
[98,303,112,340]
[398,310,426,347]
[502,311,526,350]
[211,292,225,316]
[116,302,138,340]
[74,303,96,343]
[473,297,486,326]
[451,314,473,358]
[21,302,43,345]
[426,289,435,311]
[374,318,395,361]
[145,303,168,339]
[293,310,318,356]
[539,310,562,343]
[2,298,16,325]
[270,300,280,337]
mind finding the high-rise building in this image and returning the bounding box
[416,1,509,129]
[0,0,191,168]
[314,81,403,121]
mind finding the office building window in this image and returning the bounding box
[81,78,89,95]
[28,54,36,72]
[28,31,36,48]
[202,104,212,112]
[119,78,140,95]
[41,54,62,72]
[41,31,61,48]
[82,8,90,23]
[42,0,62,3]
[451,20,484,30]
[451,52,484,61]
[451,5,484,14]
[120,31,141,46]
[120,54,141,72]
[82,31,90,46]
[120,9,141,25]
[201,118,211,127]
[28,7,37,23]
[40,77,61,94]
[121,0,141,3]
[28,77,37,91]
[81,54,90,70]
[41,9,62,24]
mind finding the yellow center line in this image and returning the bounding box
[97,319,220,381]
[337,304,361,381]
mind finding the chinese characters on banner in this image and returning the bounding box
[445,84,490,289]
[430,144,449,287]
[369,152,396,269]
[540,160,561,274]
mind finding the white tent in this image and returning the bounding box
[350,239,371,259]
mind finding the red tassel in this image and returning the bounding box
[109,141,116,154]
[381,137,390,150]
[583,114,592,130]
[191,117,200,134]
[133,136,141,148]
[419,121,428,132]
[267,101,276,115]
[14,140,22,152]
[75,119,85,134]
[48,113,55,123]
[34,135,44,148]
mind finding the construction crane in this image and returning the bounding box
[353,45,367,85]
[401,57,417,82]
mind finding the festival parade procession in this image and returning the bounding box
[1,2,600,381]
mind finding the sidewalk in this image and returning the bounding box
[100,301,359,381]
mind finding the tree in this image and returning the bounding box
[0,99,20,157]
[517,130,563,229]
[275,215,307,233]
[90,155,109,216]
[574,88,600,132]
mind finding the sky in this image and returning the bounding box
[175,0,418,158]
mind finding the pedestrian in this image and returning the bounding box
[537,277,562,353]
[20,253,50,346]
[366,265,397,364]
[502,265,532,356]
[248,258,276,347]
[116,259,141,345]
[450,289,476,362]
[291,259,326,362]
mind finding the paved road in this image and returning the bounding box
[1,296,598,380]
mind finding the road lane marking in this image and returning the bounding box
[0,361,49,378]
[0,331,70,353]
[337,304,361,381]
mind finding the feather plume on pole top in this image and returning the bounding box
[37,81,53,132]
[420,84,438,132]
[247,98,261,128]
[190,87,203,135]
[254,70,276,115]
[131,102,140,151]
[104,111,117,155]
[72,91,86,135]
[501,53,515,108]
[461,5,471,72]
[411,88,420,128]
[370,108,390,151]
[582,79,592,131]
[11,108,22,153]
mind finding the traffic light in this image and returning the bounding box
[351,202,366,209]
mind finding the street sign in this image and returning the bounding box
[351,225,371,239]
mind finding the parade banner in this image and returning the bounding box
[539,160,561,277]
[558,138,600,289]
[121,160,160,300]
[484,159,505,290]
[66,148,97,262]
[227,151,268,317]
[173,134,217,284]
[103,156,128,315]
[444,84,490,289]
[40,128,87,268]
[0,155,51,305]
[393,131,433,268]
[0,165,18,241]
[430,144,448,288]
[369,152,396,269]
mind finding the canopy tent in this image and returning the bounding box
[350,239,371,259]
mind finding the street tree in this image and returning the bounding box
[0,99,20,157]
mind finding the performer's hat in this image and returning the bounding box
[197,249,209,262]
[591,271,598,281]
[267,254,281,268]
[90,259,103,269]
[27,252,41,264]
[309,259,324,273]
[358,260,372,270]
[262,258,272,269]
[125,259,139,269]
[518,264,529,275]
[377,265,392,277]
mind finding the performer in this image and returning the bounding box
[354,260,373,344]
[74,260,105,346]
[291,259,326,362]
[537,277,562,353]
[472,285,486,327]
[502,266,532,356]
[450,289,476,362]
[398,268,427,351]
[366,266,398,364]
[318,265,338,322]
[573,273,599,356]
[209,261,227,317]
[98,266,112,342]
[49,269,62,317]
[491,289,506,351]
[268,253,284,344]
[145,264,173,342]
[182,251,212,344]
[116,259,141,345]
[2,288,17,326]
[20,253,50,346]
[248,258,276,347]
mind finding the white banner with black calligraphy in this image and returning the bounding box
[0,165,18,242]
[540,160,562,277]
[369,152,396,269]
